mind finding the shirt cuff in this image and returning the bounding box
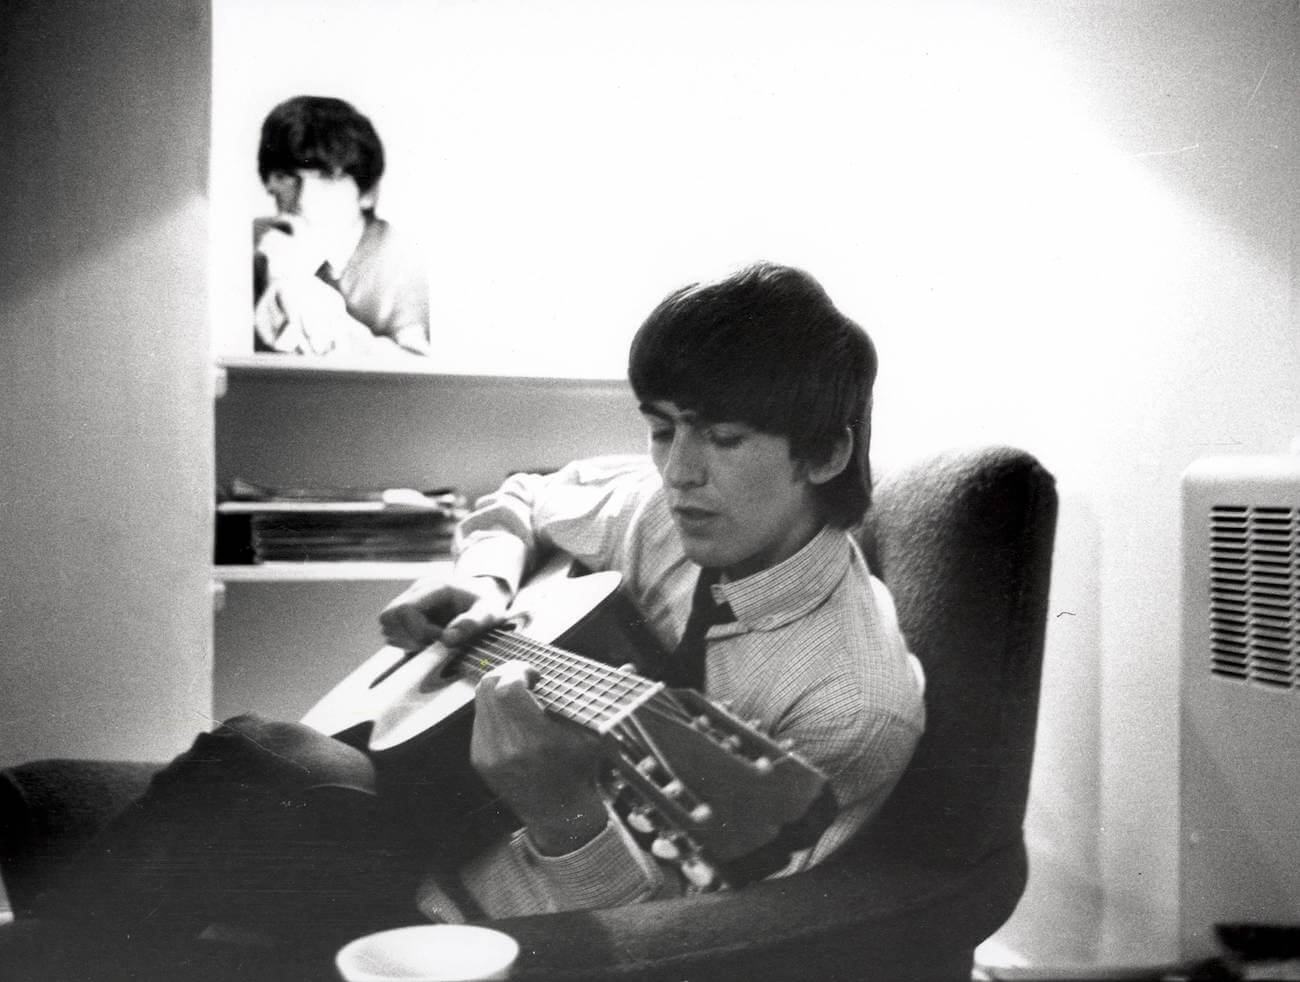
[512,807,666,912]
[454,531,529,597]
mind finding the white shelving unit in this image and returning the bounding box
[213,353,463,591]
[210,355,645,723]
[213,353,614,392]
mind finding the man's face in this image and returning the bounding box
[264,168,370,236]
[641,400,825,579]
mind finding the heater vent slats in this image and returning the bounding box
[1208,505,1299,691]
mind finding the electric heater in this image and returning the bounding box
[1180,454,1300,959]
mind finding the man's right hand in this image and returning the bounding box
[378,575,512,652]
[255,215,326,282]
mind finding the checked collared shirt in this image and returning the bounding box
[416,456,924,921]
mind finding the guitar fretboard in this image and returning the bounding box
[458,628,666,734]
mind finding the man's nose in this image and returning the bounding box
[269,173,302,213]
[662,431,706,488]
[287,178,312,213]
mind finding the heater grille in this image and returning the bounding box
[1208,505,1300,689]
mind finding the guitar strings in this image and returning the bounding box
[470,629,647,695]
[468,634,674,726]
[480,631,646,693]
[476,626,642,682]
[457,647,706,748]
[462,630,695,728]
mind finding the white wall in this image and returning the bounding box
[0,1,214,766]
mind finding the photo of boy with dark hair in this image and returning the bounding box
[253,95,430,357]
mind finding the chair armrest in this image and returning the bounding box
[0,759,162,915]
[487,838,1027,982]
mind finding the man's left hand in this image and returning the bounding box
[470,662,609,856]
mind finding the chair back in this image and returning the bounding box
[858,446,1057,868]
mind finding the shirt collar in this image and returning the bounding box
[712,526,852,632]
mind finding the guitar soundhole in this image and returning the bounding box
[424,648,466,690]
[436,657,460,680]
[369,651,417,689]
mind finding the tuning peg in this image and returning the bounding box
[753,756,773,773]
[681,856,718,889]
[651,835,682,861]
[688,803,713,824]
[692,714,711,730]
[619,663,636,673]
[722,734,743,752]
[778,738,796,751]
[636,756,658,776]
[627,806,656,834]
[662,779,684,799]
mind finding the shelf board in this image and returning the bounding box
[215,353,626,385]
[214,560,450,583]
[216,352,455,380]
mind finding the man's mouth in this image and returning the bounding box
[672,505,719,529]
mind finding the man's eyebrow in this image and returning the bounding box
[637,403,676,420]
[637,403,708,425]
[636,404,742,428]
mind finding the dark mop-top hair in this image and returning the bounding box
[257,95,386,202]
[628,262,878,529]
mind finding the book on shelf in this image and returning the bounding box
[215,478,467,565]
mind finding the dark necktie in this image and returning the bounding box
[316,262,341,290]
[659,569,735,691]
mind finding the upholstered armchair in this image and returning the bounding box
[0,445,1057,982]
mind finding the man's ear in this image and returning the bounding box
[805,428,854,486]
[360,185,379,212]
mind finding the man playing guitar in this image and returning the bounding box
[378,261,924,921]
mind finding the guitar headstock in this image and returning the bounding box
[600,688,831,890]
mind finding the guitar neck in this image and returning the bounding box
[459,628,666,734]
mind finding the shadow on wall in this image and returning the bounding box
[1038,1,1298,269]
[0,1,210,313]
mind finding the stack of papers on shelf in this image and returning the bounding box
[217,479,468,564]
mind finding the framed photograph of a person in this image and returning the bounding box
[252,96,430,358]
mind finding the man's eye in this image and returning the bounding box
[707,429,745,448]
[649,428,673,444]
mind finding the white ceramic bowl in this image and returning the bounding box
[335,924,520,982]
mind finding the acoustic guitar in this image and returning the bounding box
[300,557,831,890]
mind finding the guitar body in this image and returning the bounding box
[299,557,831,890]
